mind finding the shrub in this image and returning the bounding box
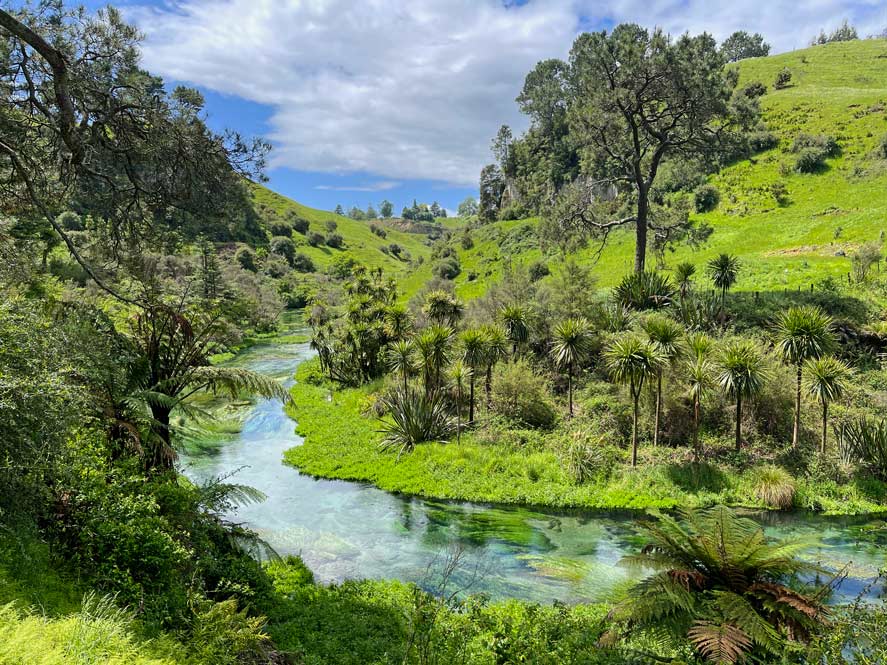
[433,256,461,280]
[795,147,828,173]
[378,390,455,458]
[369,222,387,238]
[388,243,403,258]
[498,203,527,221]
[460,232,474,250]
[325,220,338,232]
[269,235,295,266]
[748,130,779,153]
[325,232,345,249]
[328,255,359,280]
[693,183,720,213]
[751,465,796,509]
[771,181,790,205]
[291,252,315,273]
[491,359,557,430]
[291,216,310,234]
[614,270,676,311]
[307,231,325,247]
[528,260,550,282]
[791,133,840,157]
[235,246,257,272]
[774,67,792,89]
[268,220,292,237]
[838,417,887,480]
[742,81,767,98]
[555,429,614,484]
[879,133,887,160]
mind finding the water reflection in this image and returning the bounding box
[180,338,886,605]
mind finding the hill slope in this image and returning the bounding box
[429,39,887,301]
[250,185,433,275]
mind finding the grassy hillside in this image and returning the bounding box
[250,185,433,275]
[432,39,887,301]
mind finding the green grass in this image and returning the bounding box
[251,185,432,278]
[438,40,887,299]
[283,359,887,515]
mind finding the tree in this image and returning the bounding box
[499,304,530,356]
[415,326,453,398]
[717,340,769,452]
[562,25,739,273]
[615,506,828,664]
[379,200,394,218]
[479,164,505,223]
[348,206,366,220]
[0,6,268,303]
[774,67,792,90]
[674,262,696,301]
[491,125,514,177]
[707,253,740,311]
[457,197,478,218]
[813,19,858,45]
[383,304,412,341]
[720,31,771,62]
[551,318,593,417]
[459,329,488,424]
[481,325,508,410]
[605,335,664,466]
[803,356,852,454]
[773,306,836,448]
[386,339,416,394]
[685,355,713,459]
[422,291,464,327]
[335,204,345,216]
[448,360,471,444]
[642,314,684,446]
[366,205,378,219]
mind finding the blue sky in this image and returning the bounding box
[55,1,887,213]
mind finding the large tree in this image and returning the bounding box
[558,25,740,272]
[720,31,771,62]
[0,5,268,303]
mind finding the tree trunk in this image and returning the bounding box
[631,382,639,467]
[792,363,802,448]
[693,395,701,460]
[468,376,476,424]
[653,372,662,446]
[402,369,408,395]
[567,362,574,418]
[485,364,493,410]
[821,401,828,454]
[149,404,175,472]
[634,192,648,273]
[735,393,743,452]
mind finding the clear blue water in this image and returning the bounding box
[181,339,887,605]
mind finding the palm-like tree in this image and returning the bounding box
[422,290,463,327]
[706,253,740,312]
[415,325,453,397]
[500,303,530,356]
[448,360,471,444]
[803,355,852,454]
[717,340,769,452]
[605,335,665,466]
[386,339,416,393]
[685,356,714,459]
[383,304,412,340]
[481,325,508,410]
[459,328,487,424]
[616,506,828,665]
[674,261,696,302]
[642,314,684,446]
[773,306,836,448]
[550,317,593,417]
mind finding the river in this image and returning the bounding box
[181,336,886,605]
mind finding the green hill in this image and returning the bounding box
[250,185,433,275]
[424,39,887,301]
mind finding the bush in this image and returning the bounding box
[750,465,795,510]
[795,147,828,173]
[433,256,461,280]
[325,220,338,232]
[614,270,676,311]
[498,203,527,221]
[879,134,887,160]
[528,260,550,282]
[369,222,387,238]
[693,183,720,212]
[388,243,403,258]
[491,359,557,430]
[774,67,792,89]
[329,255,359,280]
[378,390,455,457]
[291,216,310,234]
[460,232,474,250]
[307,231,325,247]
[269,235,295,266]
[325,232,345,249]
[291,252,315,273]
[555,429,614,484]
[742,81,767,98]
[748,130,779,153]
[791,133,840,157]
[235,246,257,272]
[268,220,292,237]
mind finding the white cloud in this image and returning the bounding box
[129,0,887,186]
[314,181,401,192]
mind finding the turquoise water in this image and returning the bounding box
[181,339,887,605]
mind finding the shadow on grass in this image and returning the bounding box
[729,289,869,331]
[666,462,730,493]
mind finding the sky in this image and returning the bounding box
[58,1,887,213]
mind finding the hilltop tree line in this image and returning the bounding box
[334,199,448,221]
